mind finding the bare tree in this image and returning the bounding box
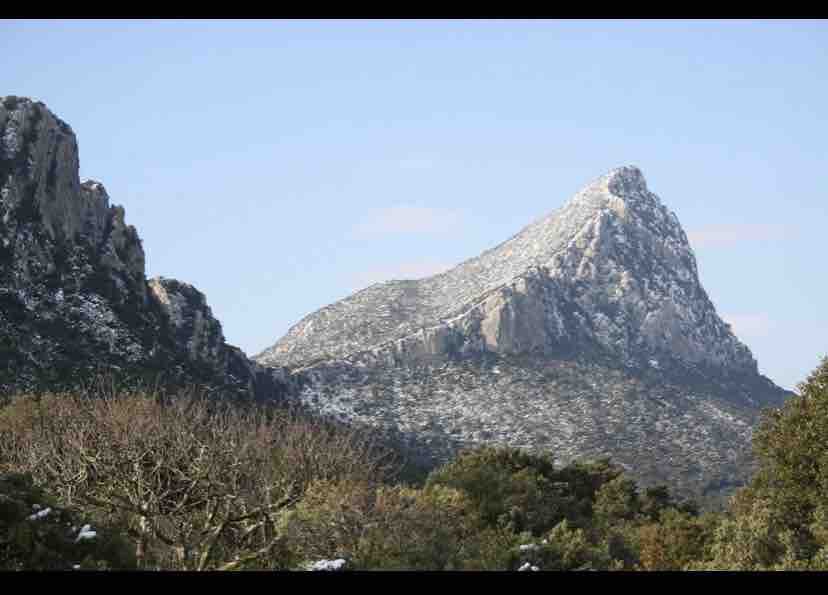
[0,381,394,570]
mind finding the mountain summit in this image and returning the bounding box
[0,96,285,399]
[256,166,789,501]
[0,95,789,501]
[258,165,755,381]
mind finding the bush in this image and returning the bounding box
[0,473,134,570]
[0,384,394,570]
[425,447,638,536]
[282,477,517,570]
[637,509,717,570]
[593,476,641,526]
[425,447,574,535]
[696,356,828,570]
[514,519,614,571]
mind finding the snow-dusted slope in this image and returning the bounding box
[256,166,790,500]
[0,96,285,399]
[258,167,755,378]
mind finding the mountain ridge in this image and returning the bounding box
[0,95,792,501]
[0,95,287,400]
[257,165,758,384]
[255,164,791,500]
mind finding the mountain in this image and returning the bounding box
[0,96,286,399]
[0,94,791,501]
[255,165,791,500]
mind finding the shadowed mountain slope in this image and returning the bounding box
[0,96,286,399]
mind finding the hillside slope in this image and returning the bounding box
[256,166,790,499]
[0,96,286,399]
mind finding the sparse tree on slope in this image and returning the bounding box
[705,356,828,569]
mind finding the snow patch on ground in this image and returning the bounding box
[27,506,52,521]
[75,524,97,542]
[306,558,347,571]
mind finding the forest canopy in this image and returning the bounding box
[2,356,827,571]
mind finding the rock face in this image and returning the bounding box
[0,96,285,400]
[256,165,791,501]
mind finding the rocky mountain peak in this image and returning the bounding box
[254,165,790,500]
[571,164,649,206]
[606,164,649,194]
[1,96,286,401]
[1,95,792,501]
[550,165,689,265]
[148,277,225,365]
[257,165,748,380]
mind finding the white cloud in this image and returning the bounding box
[353,206,461,236]
[351,260,453,290]
[724,313,774,339]
[687,223,789,249]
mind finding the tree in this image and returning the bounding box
[703,356,828,569]
[0,385,392,570]
[282,478,515,570]
[593,476,640,525]
[425,447,576,536]
[638,509,716,570]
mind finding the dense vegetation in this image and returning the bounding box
[1,356,827,571]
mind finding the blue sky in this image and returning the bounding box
[3,19,826,390]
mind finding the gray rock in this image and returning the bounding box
[0,96,286,401]
[258,167,756,378]
[255,166,792,501]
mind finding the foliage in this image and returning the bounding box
[423,446,701,570]
[282,478,516,570]
[0,384,393,570]
[0,472,134,570]
[515,520,614,571]
[426,447,610,535]
[638,509,717,570]
[700,356,828,570]
[3,356,828,570]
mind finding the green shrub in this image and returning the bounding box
[282,478,516,570]
[518,519,615,571]
[637,509,717,570]
[0,473,135,570]
[593,476,641,526]
[425,447,574,535]
[696,356,828,570]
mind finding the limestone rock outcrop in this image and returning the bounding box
[256,166,791,501]
[0,96,284,400]
[259,167,757,381]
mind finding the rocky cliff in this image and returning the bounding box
[0,96,285,400]
[256,166,791,500]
